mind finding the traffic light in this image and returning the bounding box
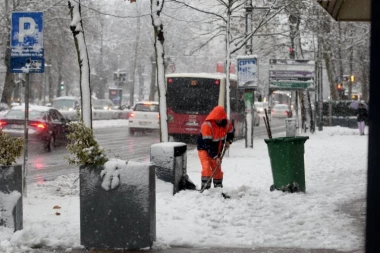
[120,73,127,82]
[337,83,343,91]
[350,75,355,82]
[60,82,65,90]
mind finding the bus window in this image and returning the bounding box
[167,77,219,114]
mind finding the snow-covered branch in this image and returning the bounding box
[170,0,227,23]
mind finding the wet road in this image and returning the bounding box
[20,117,286,184]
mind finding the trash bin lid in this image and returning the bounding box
[285,118,296,123]
[264,136,309,144]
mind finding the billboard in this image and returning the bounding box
[109,88,122,106]
[269,59,315,90]
[237,56,258,89]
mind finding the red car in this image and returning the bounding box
[0,105,70,152]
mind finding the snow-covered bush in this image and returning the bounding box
[0,130,23,166]
[66,121,108,166]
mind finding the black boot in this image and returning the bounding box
[213,178,223,188]
[201,177,211,190]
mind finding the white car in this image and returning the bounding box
[128,102,159,135]
[271,104,291,118]
[254,102,268,114]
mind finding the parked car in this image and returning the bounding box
[92,99,115,110]
[128,101,159,135]
[52,96,80,111]
[11,102,21,108]
[254,102,268,114]
[271,104,291,118]
[0,103,10,112]
[0,105,70,152]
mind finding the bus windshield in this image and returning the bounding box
[167,77,220,114]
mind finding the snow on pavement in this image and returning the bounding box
[0,124,367,252]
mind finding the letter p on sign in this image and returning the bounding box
[19,17,36,42]
[11,12,43,48]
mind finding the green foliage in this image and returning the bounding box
[66,121,108,166]
[0,130,23,166]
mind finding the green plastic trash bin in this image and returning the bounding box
[264,136,309,193]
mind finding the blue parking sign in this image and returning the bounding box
[10,12,44,73]
[11,12,43,48]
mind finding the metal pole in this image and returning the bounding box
[318,54,323,131]
[43,65,46,105]
[23,73,30,197]
[244,0,254,148]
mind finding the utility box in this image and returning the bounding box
[150,142,187,194]
[285,118,297,137]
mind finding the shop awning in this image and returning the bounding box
[317,0,370,21]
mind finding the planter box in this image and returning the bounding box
[80,162,156,250]
[0,165,23,231]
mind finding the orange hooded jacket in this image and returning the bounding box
[197,106,235,158]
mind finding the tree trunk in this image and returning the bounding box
[149,55,156,101]
[130,6,141,107]
[69,0,92,128]
[151,0,168,142]
[323,38,338,101]
[1,37,16,106]
[348,42,354,99]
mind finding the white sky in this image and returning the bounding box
[0,120,367,252]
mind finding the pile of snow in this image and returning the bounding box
[0,126,366,252]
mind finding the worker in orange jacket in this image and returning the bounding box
[197,106,235,190]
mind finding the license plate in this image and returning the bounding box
[139,122,151,125]
[185,122,199,126]
[10,124,24,129]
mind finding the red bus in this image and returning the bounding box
[166,73,246,142]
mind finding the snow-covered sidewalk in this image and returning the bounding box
[0,126,367,252]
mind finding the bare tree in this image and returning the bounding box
[151,0,168,142]
[68,0,92,128]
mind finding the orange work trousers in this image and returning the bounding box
[198,150,223,180]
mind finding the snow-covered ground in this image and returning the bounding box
[0,123,367,252]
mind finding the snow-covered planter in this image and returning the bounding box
[80,160,156,250]
[0,130,23,232]
[66,122,156,249]
[0,166,23,232]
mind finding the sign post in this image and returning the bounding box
[10,12,44,197]
[237,55,258,148]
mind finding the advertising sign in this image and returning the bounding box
[109,88,123,106]
[237,56,258,89]
[269,59,315,90]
